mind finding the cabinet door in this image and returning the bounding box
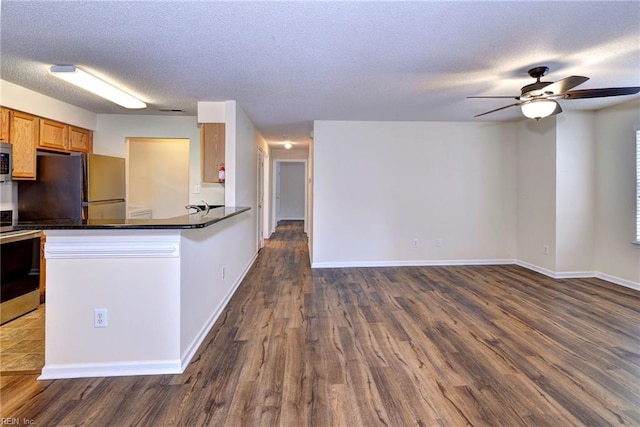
[9,111,38,180]
[39,118,69,151]
[0,107,9,142]
[201,123,225,183]
[69,126,93,153]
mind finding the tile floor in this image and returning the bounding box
[0,304,45,374]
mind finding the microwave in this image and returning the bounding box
[0,142,12,182]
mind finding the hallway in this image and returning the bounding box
[2,220,639,425]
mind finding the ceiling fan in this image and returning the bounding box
[469,66,640,120]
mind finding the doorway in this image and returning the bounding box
[127,138,190,219]
[274,160,307,232]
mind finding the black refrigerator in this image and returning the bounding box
[18,153,126,221]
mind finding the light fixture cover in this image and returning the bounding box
[521,99,557,119]
[49,65,146,109]
[284,142,293,150]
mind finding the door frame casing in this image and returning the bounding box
[257,147,266,249]
[272,159,308,233]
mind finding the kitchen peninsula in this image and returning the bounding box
[14,206,251,380]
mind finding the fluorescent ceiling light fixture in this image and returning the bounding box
[284,142,293,150]
[521,99,556,120]
[49,65,146,109]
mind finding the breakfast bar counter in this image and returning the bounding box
[15,207,254,380]
[13,206,250,230]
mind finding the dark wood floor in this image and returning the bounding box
[2,220,640,426]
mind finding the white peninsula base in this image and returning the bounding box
[38,212,255,380]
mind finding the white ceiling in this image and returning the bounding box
[1,1,639,147]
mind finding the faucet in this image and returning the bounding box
[185,201,211,215]
[185,204,203,214]
[200,201,211,215]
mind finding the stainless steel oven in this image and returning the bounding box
[0,142,12,182]
[0,209,41,324]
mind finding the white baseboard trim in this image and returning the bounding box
[312,259,516,269]
[554,271,598,279]
[278,217,304,221]
[514,260,558,278]
[516,260,597,280]
[39,359,182,380]
[311,258,640,292]
[595,272,640,292]
[38,252,260,381]
[180,251,259,371]
[509,261,640,291]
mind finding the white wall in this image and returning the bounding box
[128,138,190,218]
[95,114,224,206]
[271,147,309,160]
[555,112,596,274]
[515,103,638,288]
[1,79,96,130]
[311,106,639,289]
[224,102,237,208]
[180,212,254,361]
[308,137,315,259]
[312,120,517,267]
[594,99,640,286]
[231,102,257,208]
[223,101,261,253]
[516,118,557,272]
[278,162,306,220]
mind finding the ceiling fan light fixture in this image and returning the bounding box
[49,65,147,109]
[521,99,557,120]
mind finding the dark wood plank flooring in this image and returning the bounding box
[2,220,639,425]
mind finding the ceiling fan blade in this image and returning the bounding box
[467,96,520,99]
[563,86,640,99]
[474,102,521,117]
[537,76,589,95]
[549,102,563,117]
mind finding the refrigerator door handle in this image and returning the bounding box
[82,199,126,206]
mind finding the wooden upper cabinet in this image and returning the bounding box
[1,108,93,179]
[39,118,69,151]
[68,126,93,153]
[201,123,225,183]
[9,110,39,180]
[0,107,9,142]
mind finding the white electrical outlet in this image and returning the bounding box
[221,266,225,279]
[436,239,443,248]
[412,238,419,248]
[194,184,201,194]
[94,308,108,328]
[543,244,549,255]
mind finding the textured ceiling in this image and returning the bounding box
[1,1,639,146]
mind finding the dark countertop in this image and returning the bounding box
[11,206,251,231]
